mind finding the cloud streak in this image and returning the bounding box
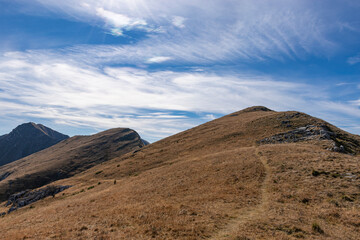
[348,53,360,65]
[146,56,173,64]
[25,0,342,64]
[172,16,186,28]
[0,0,359,141]
[96,8,149,36]
[0,51,360,140]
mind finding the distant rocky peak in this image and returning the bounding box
[11,122,66,138]
[0,123,69,166]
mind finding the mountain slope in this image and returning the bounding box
[0,122,69,167]
[0,128,145,201]
[0,107,359,239]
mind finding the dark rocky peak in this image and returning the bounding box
[0,123,69,166]
[9,122,68,140]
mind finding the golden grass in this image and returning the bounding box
[0,107,359,239]
[0,128,144,201]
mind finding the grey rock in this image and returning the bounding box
[6,185,71,213]
[259,125,350,154]
[259,125,335,144]
[328,143,345,153]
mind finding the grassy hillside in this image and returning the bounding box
[0,107,359,239]
[0,128,144,202]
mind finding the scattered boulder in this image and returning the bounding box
[5,185,71,214]
[327,142,345,153]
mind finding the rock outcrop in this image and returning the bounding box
[5,185,71,214]
[259,125,346,153]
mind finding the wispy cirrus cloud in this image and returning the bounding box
[1,50,360,141]
[350,99,360,106]
[348,53,360,65]
[96,7,148,36]
[146,56,173,64]
[24,0,341,63]
[172,16,186,29]
[96,8,147,28]
[0,0,359,141]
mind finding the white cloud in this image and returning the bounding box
[28,0,340,62]
[96,7,147,35]
[348,53,360,65]
[172,16,186,28]
[146,56,172,63]
[1,51,360,140]
[350,99,360,106]
[81,2,90,8]
[96,7,147,28]
[204,114,216,120]
[1,0,360,140]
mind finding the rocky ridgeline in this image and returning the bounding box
[259,125,345,153]
[1,185,71,216]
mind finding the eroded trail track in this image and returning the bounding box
[2,108,359,239]
[209,146,271,240]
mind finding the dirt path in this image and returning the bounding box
[209,147,271,239]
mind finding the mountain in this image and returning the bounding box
[141,139,150,145]
[0,122,69,167]
[0,107,359,239]
[0,128,145,201]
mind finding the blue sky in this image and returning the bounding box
[0,0,359,142]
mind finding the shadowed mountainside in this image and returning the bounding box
[0,106,359,239]
[0,128,145,202]
[0,123,69,167]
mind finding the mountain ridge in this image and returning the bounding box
[0,127,145,201]
[0,122,69,167]
[0,107,359,239]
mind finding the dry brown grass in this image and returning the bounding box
[0,107,359,239]
[0,128,144,201]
